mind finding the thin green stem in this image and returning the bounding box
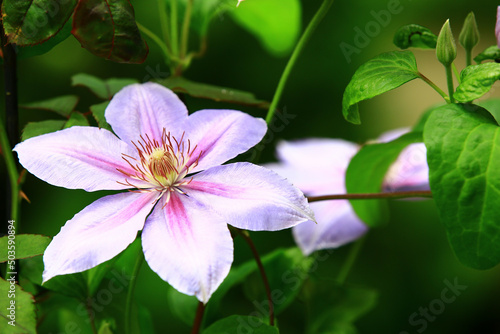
[170,0,179,57]
[452,63,461,84]
[465,49,472,67]
[238,230,274,326]
[418,72,449,102]
[0,118,19,229]
[307,190,433,202]
[137,22,173,65]
[190,301,206,334]
[180,0,193,60]
[265,0,335,124]
[337,237,365,285]
[445,65,455,103]
[86,300,98,334]
[125,247,144,334]
[157,0,171,47]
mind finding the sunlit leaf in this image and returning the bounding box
[393,24,437,49]
[342,51,420,124]
[72,73,139,100]
[346,132,423,227]
[477,99,500,124]
[21,95,79,117]
[454,63,500,103]
[0,234,51,262]
[159,76,269,108]
[229,0,301,56]
[72,0,148,63]
[423,103,500,269]
[0,278,36,333]
[473,45,500,64]
[21,120,66,141]
[172,0,234,36]
[1,0,77,45]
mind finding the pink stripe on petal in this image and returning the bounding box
[142,194,233,303]
[185,109,266,172]
[14,126,140,191]
[105,83,188,144]
[42,191,158,283]
[184,162,314,231]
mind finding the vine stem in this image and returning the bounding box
[157,0,171,48]
[124,247,145,334]
[137,22,174,65]
[418,72,449,102]
[1,16,20,234]
[170,0,179,57]
[265,0,335,124]
[465,49,472,67]
[307,190,432,202]
[238,229,274,326]
[337,237,365,285]
[452,63,461,84]
[190,301,206,334]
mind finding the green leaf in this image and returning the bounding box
[342,51,420,124]
[0,278,36,333]
[473,45,500,64]
[20,256,89,300]
[166,288,199,326]
[72,0,148,63]
[229,0,301,56]
[17,18,73,59]
[477,99,500,124]
[393,24,437,49]
[0,234,51,262]
[1,0,77,45]
[202,315,279,334]
[21,120,66,141]
[72,73,139,100]
[423,103,500,269]
[243,247,313,315]
[307,283,378,334]
[90,101,113,131]
[454,63,500,103]
[64,112,89,128]
[21,95,79,117]
[98,320,114,334]
[159,76,269,108]
[346,131,423,227]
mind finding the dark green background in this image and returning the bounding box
[3,0,500,333]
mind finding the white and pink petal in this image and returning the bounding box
[14,126,139,192]
[185,109,267,173]
[184,162,314,231]
[42,191,158,283]
[105,83,188,145]
[142,194,233,303]
[293,201,367,256]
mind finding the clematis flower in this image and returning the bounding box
[265,130,429,256]
[14,83,314,303]
[496,6,500,48]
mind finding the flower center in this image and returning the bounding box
[117,129,201,194]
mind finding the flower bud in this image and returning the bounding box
[436,19,457,66]
[459,12,479,51]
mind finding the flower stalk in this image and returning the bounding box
[307,190,433,202]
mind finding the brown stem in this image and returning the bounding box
[238,230,274,326]
[190,301,206,334]
[307,190,433,202]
